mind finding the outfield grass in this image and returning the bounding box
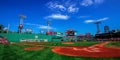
[105,41,120,48]
[0,42,120,60]
[18,41,100,46]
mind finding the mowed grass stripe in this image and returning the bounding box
[45,42,99,46]
[50,53,76,60]
[1,45,19,60]
[13,47,50,60]
[9,44,46,60]
[34,48,54,60]
[6,44,44,60]
[0,44,35,60]
[74,57,111,60]
[8,44,28,60]
[42,48,55,60]
[0,45,4,60]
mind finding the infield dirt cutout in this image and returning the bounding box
[24,47,44,50]
[52,42,120,58]
[62,42,74,44]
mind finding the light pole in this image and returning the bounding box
[47,20,50,32]
[19,15,26,33]
[94,21,101,34]
[7,24,10,33]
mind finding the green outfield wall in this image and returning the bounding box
[0,33,63,42]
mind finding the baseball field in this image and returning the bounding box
[0,41,120,60]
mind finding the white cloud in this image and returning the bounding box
[39,25,54,29]
[68,5,79,13]
[97,17,109,21]
[81,0,105,7]
[45,14,69,20]
[24,23,40,26]
[84,17,109,23]
[85,20,95,23]
[81,0,93,7]
[24,23,55,30]
[48,2,66,11]
[56,5,66,11]
[94,0,104,4]
[47,1,79,13]
[79,16,90,18]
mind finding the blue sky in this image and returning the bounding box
[0,0,120,35]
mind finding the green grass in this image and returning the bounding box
[105,41,120,48]
[18,41,100,46]
[0,42,120,60]
[45,42,99,46]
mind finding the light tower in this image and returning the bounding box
[7,24,10,33]
[94,21,101,34]
[104,25,109,33]
[18,15,26,33]
[47,20,50,32]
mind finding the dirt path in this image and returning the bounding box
[91,41,109,47]
[52,42,120,58]
[62,42,74,44]
[24,47,44,50]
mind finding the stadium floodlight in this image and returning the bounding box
[18,15,26,33]
[94,21,101,34]
[19,15,26,24]
[47,20,50,32]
